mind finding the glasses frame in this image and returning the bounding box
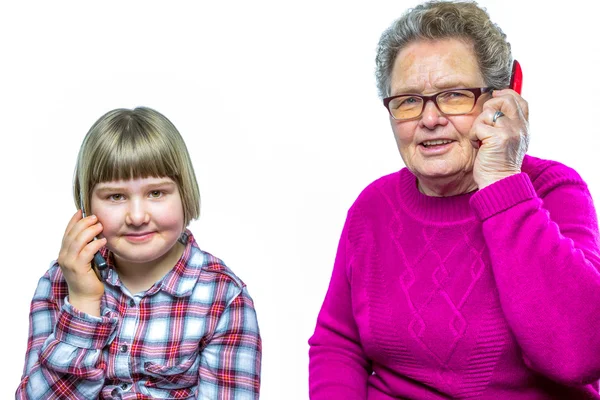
[383,87,494,121]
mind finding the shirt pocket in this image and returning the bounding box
[142,349,200,398]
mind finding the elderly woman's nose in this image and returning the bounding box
[420,100,444,128]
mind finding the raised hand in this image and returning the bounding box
[57,210,107,316]
[470,89,530,189]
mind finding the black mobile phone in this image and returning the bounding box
[79,195,108,280]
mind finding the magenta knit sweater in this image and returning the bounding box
[309,155,600,399]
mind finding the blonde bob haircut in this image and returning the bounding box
[73,107,200,228]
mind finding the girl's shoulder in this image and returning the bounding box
[169,243,248,303]
[32,261,68,304]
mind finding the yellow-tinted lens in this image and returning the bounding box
[437,90,476,114]
[388,96,424,119]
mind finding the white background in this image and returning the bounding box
[1,1,599,398]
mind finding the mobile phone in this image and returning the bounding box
[509,59,523,94]
[79,195,108,281]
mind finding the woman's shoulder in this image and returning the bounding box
[352,171,403,209]
[522,154,588,196]
[339,170,410,237]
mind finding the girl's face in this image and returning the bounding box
[90,176,185,271]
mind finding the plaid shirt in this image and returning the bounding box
[17,231,261,399]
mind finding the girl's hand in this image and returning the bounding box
[57,210,107,316]
[470,89,530,189]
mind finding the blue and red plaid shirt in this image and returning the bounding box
[17,231,261,399]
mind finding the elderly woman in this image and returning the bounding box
[308,1,600,399]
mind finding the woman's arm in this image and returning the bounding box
[16,268,117,400]
[309,214,372,399]
[197,286,262,399]
[470,169,600,385]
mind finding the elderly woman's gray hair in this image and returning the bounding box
[375,0,513,98]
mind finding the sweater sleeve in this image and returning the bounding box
[308,209,372,399]
[16,268,118,400]
[470,170,600,385]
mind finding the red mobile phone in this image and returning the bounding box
[510,59,523,94]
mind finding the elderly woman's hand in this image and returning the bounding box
[470,89,530,189]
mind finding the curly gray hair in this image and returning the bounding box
[375,0,512,98]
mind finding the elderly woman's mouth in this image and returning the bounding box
[420,139,454,148]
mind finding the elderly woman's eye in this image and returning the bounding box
[446,91,468,98]
[397,96,421,110]
[440,91,473,106]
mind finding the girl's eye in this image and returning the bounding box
[150,190,162,198]
[109,194,124,201]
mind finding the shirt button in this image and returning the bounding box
[129,299,135,307]
[120,344,128,353]
[111,388,118,396]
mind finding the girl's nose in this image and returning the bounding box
[125,200,150,226]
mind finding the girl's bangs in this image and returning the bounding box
[90,131,178,185]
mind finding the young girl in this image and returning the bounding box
[17,107,261,399]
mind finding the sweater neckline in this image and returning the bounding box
[397,168,477,224]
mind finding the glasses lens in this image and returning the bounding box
[437,90,476,115]
[388,96,424,120]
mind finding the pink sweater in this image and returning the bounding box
[309,155,600,399]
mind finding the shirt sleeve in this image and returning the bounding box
[308,208,372,400]
[16,269,118,400]
[470,171,600,385]
[197,285,262,399]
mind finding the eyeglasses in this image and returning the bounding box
[383,87,493,120]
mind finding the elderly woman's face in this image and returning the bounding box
[389,38,488,186]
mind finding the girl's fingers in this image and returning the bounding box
[80,237,107,263]
[59,217,104,271]
[63,210,83,237]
